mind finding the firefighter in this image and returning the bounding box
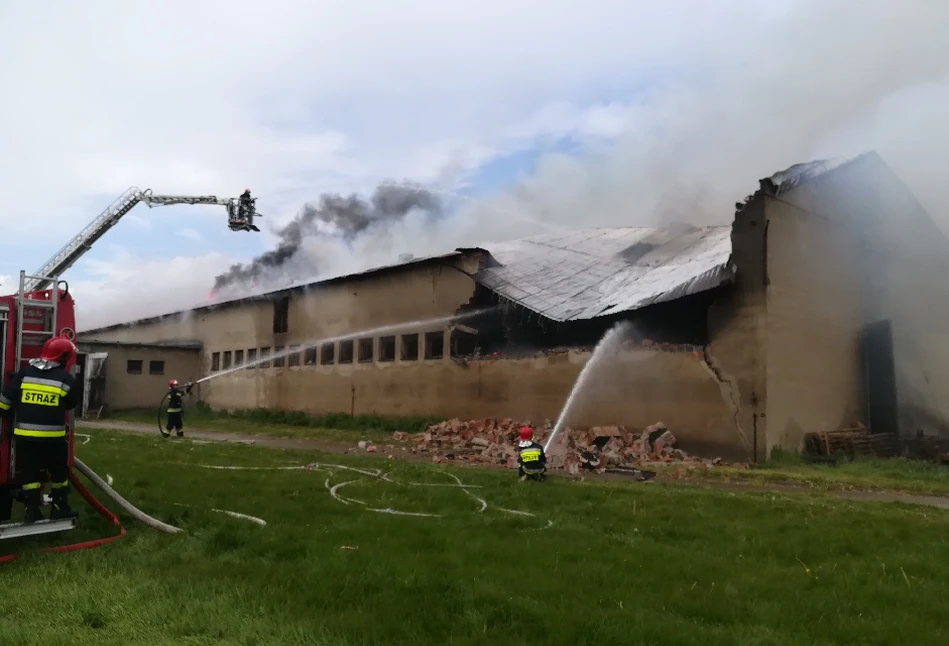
[516,426,547,481]
[0,336,79,523]
[239,189,254,218]
[162,379,192,438]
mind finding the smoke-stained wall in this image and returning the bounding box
[772,154,949,438]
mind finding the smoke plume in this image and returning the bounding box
[73,2,949,329]
[212,183,442,293]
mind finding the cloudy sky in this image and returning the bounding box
[2,1,948,330]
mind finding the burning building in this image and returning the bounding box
[79,151,949,461]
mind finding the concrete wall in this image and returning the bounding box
[761,195,866,452]
[85,258,482,374]
[771,154,949,438]
[706,196,766,462]
[78,343,201,409]
[200,344,747,459]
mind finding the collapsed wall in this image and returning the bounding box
[204,340,753,460]
[396,417,742,473]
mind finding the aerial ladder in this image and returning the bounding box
[1,186,258,547]
[24,187,262,293]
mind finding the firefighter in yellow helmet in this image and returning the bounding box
[0,336,80,523]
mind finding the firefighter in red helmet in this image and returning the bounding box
[0,335,79,523]
[516,426,547,481]
[162,378,192,438]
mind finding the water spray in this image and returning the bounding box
[194,308,495,385]
[543,321,633,453]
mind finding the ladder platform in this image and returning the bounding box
[0,518,76,540]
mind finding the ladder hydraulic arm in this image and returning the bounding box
[24,188,248,293]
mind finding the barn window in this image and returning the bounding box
[273,296,289,334]
[358,338,374,363]
[339,340,353,364]
[304,347,318,365]
[234,350,244,366]
[379,336,395,362]
[149,360,165,375]
[211,353,220,371]
[424,331,444,360]
[127,360,143,375]
[273,345,286,368]
[288,345,301,367]
[401,334,419,360]
[320,343,335,365]
[245,348,257,370]
[222,351,232,370]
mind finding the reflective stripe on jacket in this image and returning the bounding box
[0,363,76,438]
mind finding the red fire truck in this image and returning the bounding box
[0,272,79,538]
[0,186,256,545]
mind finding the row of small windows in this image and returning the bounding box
[209,331,445,372]
[126,359,165,375]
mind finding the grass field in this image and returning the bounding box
[104,406,433,444]
[3,428,949,645]
[103,406,949,495]
[697,452,949,495]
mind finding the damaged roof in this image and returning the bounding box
[472,226,734,322]
[763,151,874,195]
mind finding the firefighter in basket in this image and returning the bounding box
[162,379,193,438]
[0,336,80,523]
[516,426,547,481]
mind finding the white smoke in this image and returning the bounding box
[227,0,949,298]
[74,1,949,327]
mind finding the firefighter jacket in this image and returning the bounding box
[517,441,547,474]
[0,362,77,439]
[167,388,184,413]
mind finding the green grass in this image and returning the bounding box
[687,448,949,495]
[101,407,949,496]
[103,404,438,444]
[2,429,949,644]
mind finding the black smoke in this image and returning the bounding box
[212,182,443,292]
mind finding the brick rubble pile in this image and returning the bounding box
[393,419,728,474]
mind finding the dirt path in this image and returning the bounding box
[78,420,949,511]
[78,420,365,455]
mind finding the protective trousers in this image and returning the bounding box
[166,412,183,432]
[16,437,71,521]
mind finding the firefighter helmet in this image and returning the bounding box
[39,336,77,368]
[169,379,178,389]
[518,427,533,442]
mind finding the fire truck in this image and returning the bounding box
[0,186,257,545]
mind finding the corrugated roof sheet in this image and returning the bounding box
[473,226,734,322]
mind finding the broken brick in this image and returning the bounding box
[409,418,733,472]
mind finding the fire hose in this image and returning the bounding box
[0,455,182,564]
[156,391,171,435]
[73,457,182,534]
[156,383,193,436]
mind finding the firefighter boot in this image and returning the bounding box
[22,488,43,524]
[0,486,13,523]
[50,487,79,520]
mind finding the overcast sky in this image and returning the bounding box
[2,1,947,330]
